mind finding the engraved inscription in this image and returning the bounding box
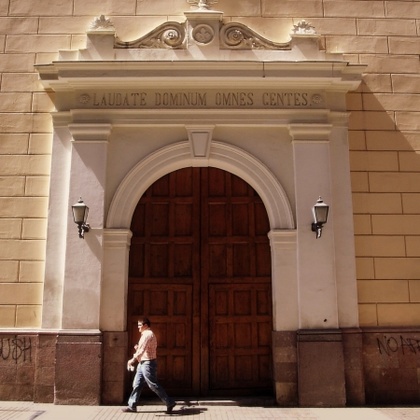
[155,92,207,106]
[262,92,309,107]
[79,90,324,109]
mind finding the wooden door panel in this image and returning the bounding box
[233,290,252,316]
[128,167,272,396]
[208,204,227,236]
[232,203,250,235]
[174,203,194,236]
[154,321,191,387]
[130,168,199,283]
[232,244,251,277]
[203,168,272,394]
[150,203,170,235]
[209,284,272,391]
[129,168,201,394]
[128,284,194,390]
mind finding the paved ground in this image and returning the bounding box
[1,400,420,420]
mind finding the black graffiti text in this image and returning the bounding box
[377,335,420,356]
[0,337,32,363]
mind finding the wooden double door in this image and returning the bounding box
[128,167,273,396]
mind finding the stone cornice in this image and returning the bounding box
[36,60,365,93]
[35,11,366,98]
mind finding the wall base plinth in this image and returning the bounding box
[1,328,419,405]
[54,333,102,405]
[297,330,346,407]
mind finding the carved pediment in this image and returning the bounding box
[113,17,291,51]
[50,3,342,62]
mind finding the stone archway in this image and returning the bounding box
[102,139,296,332]
[106,140,294,230]
[100,140,298,404]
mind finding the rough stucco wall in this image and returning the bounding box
[0,0,419,328]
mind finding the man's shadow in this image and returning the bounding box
[151,405,208,416]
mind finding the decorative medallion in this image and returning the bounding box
[192,24,215,44]
[311,94,323,105]
[79,94,91,104]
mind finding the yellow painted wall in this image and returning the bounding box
[1,0,419,328]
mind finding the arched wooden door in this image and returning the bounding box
[127,167,273,397]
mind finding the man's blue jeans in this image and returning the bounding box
[128,360,175,410]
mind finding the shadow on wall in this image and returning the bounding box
[347,78,420,405]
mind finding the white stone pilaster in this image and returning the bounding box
[289,124,339,329]
[61,124,112,329]
[100,229,133,331]
[268,230,298,331]
[42,126,72,329]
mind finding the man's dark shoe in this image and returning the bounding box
[166,402,176,413]
[121,406,136,413]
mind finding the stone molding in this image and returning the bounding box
[268,229,297,249]
[37,61,366,95]
[103,229,132,248]
[106,140,294,230]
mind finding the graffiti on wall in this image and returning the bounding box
[377,335,420,356]
[0,336,32,363]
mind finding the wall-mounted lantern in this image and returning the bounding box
[311,197,329,239]
[72,197,90,239]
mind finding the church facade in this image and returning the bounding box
[0,0,419,407]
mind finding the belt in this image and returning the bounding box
[140,359,156,364]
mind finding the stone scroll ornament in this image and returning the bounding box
[115,21,186,49]
[220,22,290,50]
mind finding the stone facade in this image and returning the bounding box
[0,0,420,407]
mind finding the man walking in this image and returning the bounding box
[122,317,176,414]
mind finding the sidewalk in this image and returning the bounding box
[1,400,420,420]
